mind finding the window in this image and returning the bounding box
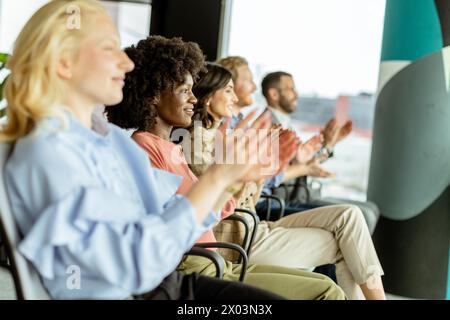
[0,0,49,53]
[227,0,386,200]
[101,0,151,48]
[0,0,151,116]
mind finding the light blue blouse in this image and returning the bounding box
[4,112,217,299]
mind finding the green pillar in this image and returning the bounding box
[369,0,450,299]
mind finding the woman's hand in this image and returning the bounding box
[212,110,274,185]
[238,124,281,181]
[188,110,274,224]
[274,128,299,173]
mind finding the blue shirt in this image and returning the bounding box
[261,172,285,197]
[4,112,217,299]
[229,113,244,130]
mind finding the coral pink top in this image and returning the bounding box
[132,131,236,244]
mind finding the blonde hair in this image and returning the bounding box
[0,0,108,142]
[216,56,248,83]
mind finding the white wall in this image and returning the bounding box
[0,0,50,53]
[0,0,151,54]
[100,1,151,48]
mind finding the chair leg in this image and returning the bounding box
[0,240,9,268]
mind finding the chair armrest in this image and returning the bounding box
[223,214,250,256]
[260,194,286,220]
[0,240,9,268]
[195,242,248,282]
[184,247,225,279]
[276,179,311,203]
[272,183,291,202]
[233,208,259,259]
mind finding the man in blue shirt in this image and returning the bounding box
[260,71,380,235]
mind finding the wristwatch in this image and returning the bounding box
[325,146,334,158]
[317,146,334,159]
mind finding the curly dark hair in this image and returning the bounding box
[192,62,232,129]
[105,35,207,131]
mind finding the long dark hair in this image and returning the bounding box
[192,62,232,129]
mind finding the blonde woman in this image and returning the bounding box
[0,0,289,300]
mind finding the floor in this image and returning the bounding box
[0,266,16,299]
[0,266,417,300]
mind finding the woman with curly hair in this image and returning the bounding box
[1,0,287,300]
[106,35,346,300]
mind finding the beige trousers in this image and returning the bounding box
[249,204,384,300]
[178,256,346,300]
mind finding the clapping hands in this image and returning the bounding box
[321,118,353,149]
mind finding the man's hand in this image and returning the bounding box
[321,118,353,148]
[305,156,336,178]
[336,120,353,144]
[296,134,323,164]
[321,118,340,149]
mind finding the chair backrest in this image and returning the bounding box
[0,143,51,299]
